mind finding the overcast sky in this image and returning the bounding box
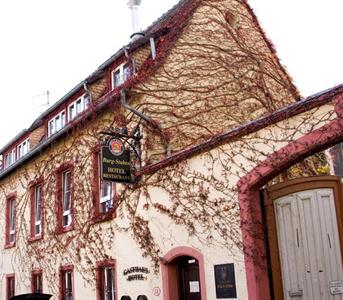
[0,0,342,149]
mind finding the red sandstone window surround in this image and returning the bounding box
[96,259,116,300]
[60,265,74,300]
[6,274,15,300]
[5,194,16,248]
[29,180,44,241]
[55,163,74,233]
[92,150,116,223]
[32,270,43,293]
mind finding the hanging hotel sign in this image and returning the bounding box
[101,139,131,183]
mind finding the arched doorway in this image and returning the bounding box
[161,246,207,300]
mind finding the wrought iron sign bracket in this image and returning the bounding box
[99,126,143,183]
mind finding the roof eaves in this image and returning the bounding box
[0,130,28,155]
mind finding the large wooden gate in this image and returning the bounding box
[264,176,343,299]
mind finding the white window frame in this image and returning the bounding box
[4,153,10,168]
[98,153,115,213]
[11,148,16,165]
[103,267,115,300]
[4,148,17,169]
[9,197,15,243]
[62,171,72,227]
[48,110,66,137]
[63,270,73,300]
[68,93,90,121]
[111,63,130,89]
[8,276,15,299]
[33,272,43,293]
[34,185,42,236]
[17,138,30,159]
[100,181,115,213]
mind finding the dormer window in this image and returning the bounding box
[111,63,131,88]
[17,139,30,159]
[4,148,16,169]
[48,111,66,137]
[68,94,90,121]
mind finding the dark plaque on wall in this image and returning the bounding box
[101,139,131,183]
[214,263,237,298]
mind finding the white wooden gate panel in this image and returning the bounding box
[275,188,343,300]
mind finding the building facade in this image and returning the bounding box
[1,0,343,300]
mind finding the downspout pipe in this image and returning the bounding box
[120,90,171,157]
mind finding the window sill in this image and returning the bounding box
[28,235,43,243]
[4,242,15,249]
[91,211,115,224]
[55,224,74,235]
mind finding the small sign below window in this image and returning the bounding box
[101,140,131,183]
[214,263,237,298]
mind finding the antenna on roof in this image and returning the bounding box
[32,90,50,114]
[127,0,144,40]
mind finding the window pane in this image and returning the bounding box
[76,99,82,114]
[100,181,114,213]
[104,268,114,300]
[113,70,121,87]
[35,185,41,222]
[66,272,73,300]
[35,185,42,236]
[101,181,111,199]
[9,277,15,298]
[63,172,71,211]
[61,112,66,127]
[84,95,90,110]
[49,120,54,135]
[62,171,72,227]
[9,199,15,231]
[123,64,131,81]
[33,273,42,293]
[69,105,75,120]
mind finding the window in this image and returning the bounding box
[60,266,74,300]
[48,111,66,137]
[100,181,115,213]
[68,94,90,121]
[30,183,43,239]
[32,271,43,293]
[56,164,74,233]
[62,170,72,227]
[96,260,116,300]
[5,195,16,247]
[17,139,30,159]
[111,63,131,88]
[6,274,15,300]
[4,148,16,169]
[92,152,115,221]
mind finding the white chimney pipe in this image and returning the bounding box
[128,0,143,40]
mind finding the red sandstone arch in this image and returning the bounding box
[237,95,343,300]
[161,246,207,300]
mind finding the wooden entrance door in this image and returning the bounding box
[264,176,343,300]
[177,256,201,300]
